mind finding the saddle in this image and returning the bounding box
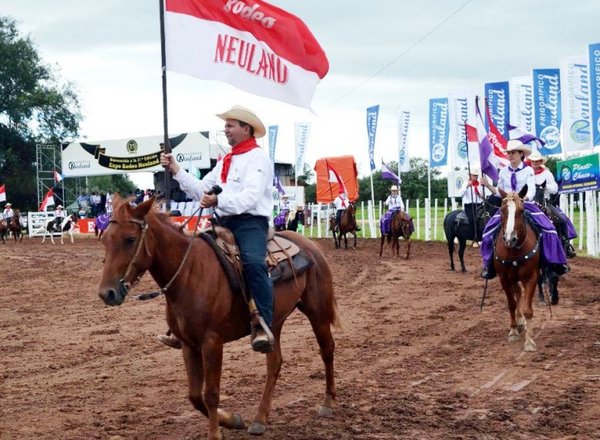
[199,226,313,294]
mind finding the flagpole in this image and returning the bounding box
[159,0,171,208]
[464,122,478,242]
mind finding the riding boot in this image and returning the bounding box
[480,262,496,280]
[552,263,570,276]
[156,330,182,349]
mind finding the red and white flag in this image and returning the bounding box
[164,0,329,109]
[0,184,6,203]
[54,170,63,183]
[39,188,55,212]
[326,162,347,194]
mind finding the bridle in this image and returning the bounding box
[110,217,150,299]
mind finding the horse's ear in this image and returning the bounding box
[541,180,546,188]
[518,184,528,200]
[498,188,507,199]
[132,196,156,219]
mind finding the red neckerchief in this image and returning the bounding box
[471,179,481,197]
[534,166,545,175]
[340,196,346,208]
[220,137,259,183]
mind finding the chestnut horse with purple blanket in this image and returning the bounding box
[97,195,340,439]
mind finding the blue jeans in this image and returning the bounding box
[220,215,273,327]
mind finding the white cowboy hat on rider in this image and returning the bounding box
[390,185,399,191]
[5,202,11,207]
[528,151,547,164]
[469,167,481,176]
[57,205,64,209]
[216,105,266,138]
[506,140,532,157]
[281,194,289,199]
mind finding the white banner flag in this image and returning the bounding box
[397,110,411,172]
[509,76,535,135]
[448,91,478,168]
[560,55,592,152]
[294,122,311,179]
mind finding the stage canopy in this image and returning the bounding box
[314,155,359,203]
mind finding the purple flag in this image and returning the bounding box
[273,175,286,195]
[381,161,401,184]
[507,124,545,150]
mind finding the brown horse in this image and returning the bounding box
[379,211,412,259]
[495,188,540,352]
[332,202,358,249]
[0,218,7,244]
[7,210,23,243]
[97,195,340,439]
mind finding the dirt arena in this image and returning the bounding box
[1,235,599,440]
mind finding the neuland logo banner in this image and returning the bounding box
[588,42,600,147]
[560,55,592,152]
[557,153,600,194]
[62,132,210,177]
[366,105,380,171]
[485,81,510,139]
[533,68,562,155]
[398,110,411,173]
[448,92,476,169]
[268,125,278,162]
[509,76,535,135]
[294,122,310,176]
[429,98,449,168]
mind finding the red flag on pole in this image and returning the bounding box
[0,184,6,203]
[39,188,55,212]
[164,0,329,109]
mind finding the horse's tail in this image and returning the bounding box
[331,299,342,331]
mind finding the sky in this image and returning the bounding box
[2,0,599,189]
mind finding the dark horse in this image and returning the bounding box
[443,197,499,272]
[285,208,305,232]
[97,195,340,439]
[331,202,358,249]
[532,183,563,305]
[6,210,24,243]
[495,188,540,352]
[379,211,413,259]
[0,217,8,244]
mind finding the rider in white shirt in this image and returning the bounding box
[458,168,494,242]
[3,203,14,221]
[53,205,65,229]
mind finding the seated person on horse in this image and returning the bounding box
[333,191,360,231]
[380,185,413,235]
[458,167,495,244]
[53,205,65,229]
[480,140,570,280]
[160,105,275,353]
[529,151,577,258]
[273,194,291,230]
[2,202,14,223]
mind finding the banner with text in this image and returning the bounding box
[533,68,563,155]
[588,42,600,146]
[509,76,535,136]
[268,125,278,163]
[429,98,450,168]
[366,105,380,171]
[294,122,310,178]
[448,91,476,169]
[484,81,510,140]
[398,110,411,173]
[62,132,210,177]
[560,55,592,152]
[557,153,600,194]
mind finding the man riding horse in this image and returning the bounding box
[480,140,570,280]
[529,151,577,258]
[333,191,360,232]
[458,168,496,246]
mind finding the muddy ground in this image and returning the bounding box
[1,235,599,439]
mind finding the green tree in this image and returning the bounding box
[0,16,82,210]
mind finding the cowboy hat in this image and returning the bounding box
[469,167,481,175]
[506,140,532,156]
[5,202,11,207]
[528,151,547,163]
[216,105,266,138]
[281,194,289,198]
[57,205,64,209]
[390,185,399,191]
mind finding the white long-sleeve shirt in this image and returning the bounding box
[533,167,558,199]
[459,181,484,204]
[496,163,535,201]
[333,194,349,210]
[174,147,273,218]
[384,194,404,211]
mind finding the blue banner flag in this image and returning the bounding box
[366,105,379,171]
[268,125,278,162]
[533,68,562,155]
[588,43,600,147]
[484,81,510,138]
[429,98,449,168]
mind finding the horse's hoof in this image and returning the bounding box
[317,405,334,417]
[523,341,537,352]
[231,413,246,430]
[248,421,267,436]
[517,324,526,334]
[508,331,520,342]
